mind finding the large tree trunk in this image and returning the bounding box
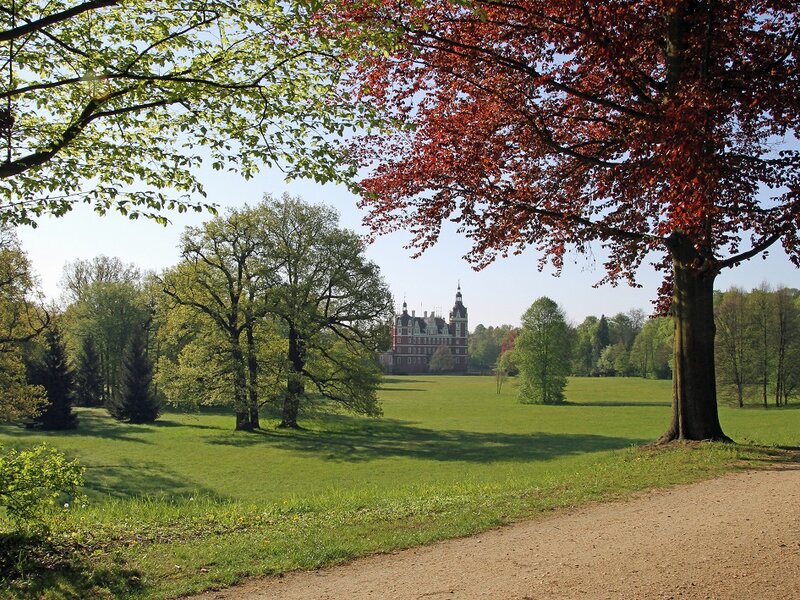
[231,331,254,431]
[659,232,730,443]
[279,324,303,429]
[245,323,260,430]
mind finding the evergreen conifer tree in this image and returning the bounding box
[27,326,78,430]
[74,335,104,407]
[107,330,160,423]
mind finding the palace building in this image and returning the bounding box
[386,285,468,374]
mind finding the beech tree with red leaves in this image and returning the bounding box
[329,0,799,442]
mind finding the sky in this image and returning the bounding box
[16,162,798,329]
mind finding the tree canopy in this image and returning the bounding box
[160,195,393,430]
[516,297,572,405]
[0,1,363,225]
[259,195,393,428]
[0,226,46,420]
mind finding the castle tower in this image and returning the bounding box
[448,284,468,371]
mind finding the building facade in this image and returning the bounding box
[387,286,468,374]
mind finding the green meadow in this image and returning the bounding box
[1,376,797,598]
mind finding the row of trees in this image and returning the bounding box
[470,310,670,380]
[715,287,800,407]
[0,196,391,432]
[485,287,800,407]
[0,229,159,429]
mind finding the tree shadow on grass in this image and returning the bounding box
[208,414,647,463]
[565,401,672,407]
[82,458,224,501]
[0,532,143,600]
[0,411,155,444]
[0,411,222,446]
[380,378,429,392]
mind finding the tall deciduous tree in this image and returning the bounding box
[259,195,393,428]
[0,1,363,225]
[748,285,776,408]
[60,256,140,303]
[572,316,599,376]
[161,207,268,431]
[773,287,800,406]
[335,0,799,441]
[714,288,752,407]
[0,227,47,420]
[61,262,149,403]
[516,297,572,405]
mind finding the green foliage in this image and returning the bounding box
[61,259,150,403]
[0,443,84,532]
[0,228,48,421]
[715,285,800,406]
[468,324,512,371]
[26,326,78,430]
[0,351,46,424]
[629,317,673,379]
[571,316,598,376]
[159,195,392,429]
[73,335,104,407]
[256,194,393,427]
[155,304,239,408]
[516,297,572,404]
[429,345,455,372]
[597,342,631,376]
[107,330,161,423]
[0,1,369,225]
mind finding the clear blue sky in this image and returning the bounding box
[17,166,798,328]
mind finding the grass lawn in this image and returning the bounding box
[0,376,797,598]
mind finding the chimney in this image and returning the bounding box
[412,310,415,317]
[424,311,428,318]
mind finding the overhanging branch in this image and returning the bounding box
[717,231,785,271]
[0,0,119,43]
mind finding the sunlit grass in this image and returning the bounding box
[0,376,797,598]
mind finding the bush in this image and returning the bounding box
[0,444,84,532]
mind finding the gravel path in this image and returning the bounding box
[190,463,800,600]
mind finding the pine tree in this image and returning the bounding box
[27,326,78,430]
[107,330,160,423]
[74,335,104,407]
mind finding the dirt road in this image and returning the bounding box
[191,464,800,600]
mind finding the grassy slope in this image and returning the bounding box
[0,376,797,598]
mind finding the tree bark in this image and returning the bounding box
[279,323,303,428]
[245,322,260,429]
[231,331,254,431]
[659,232,731,442]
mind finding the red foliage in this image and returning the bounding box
[331,0,799,302]
[500,328,518,355]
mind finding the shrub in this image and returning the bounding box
[0,444,84,532]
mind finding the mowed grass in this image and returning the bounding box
[0,376,797,598]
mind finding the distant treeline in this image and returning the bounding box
[469,285,800,407]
